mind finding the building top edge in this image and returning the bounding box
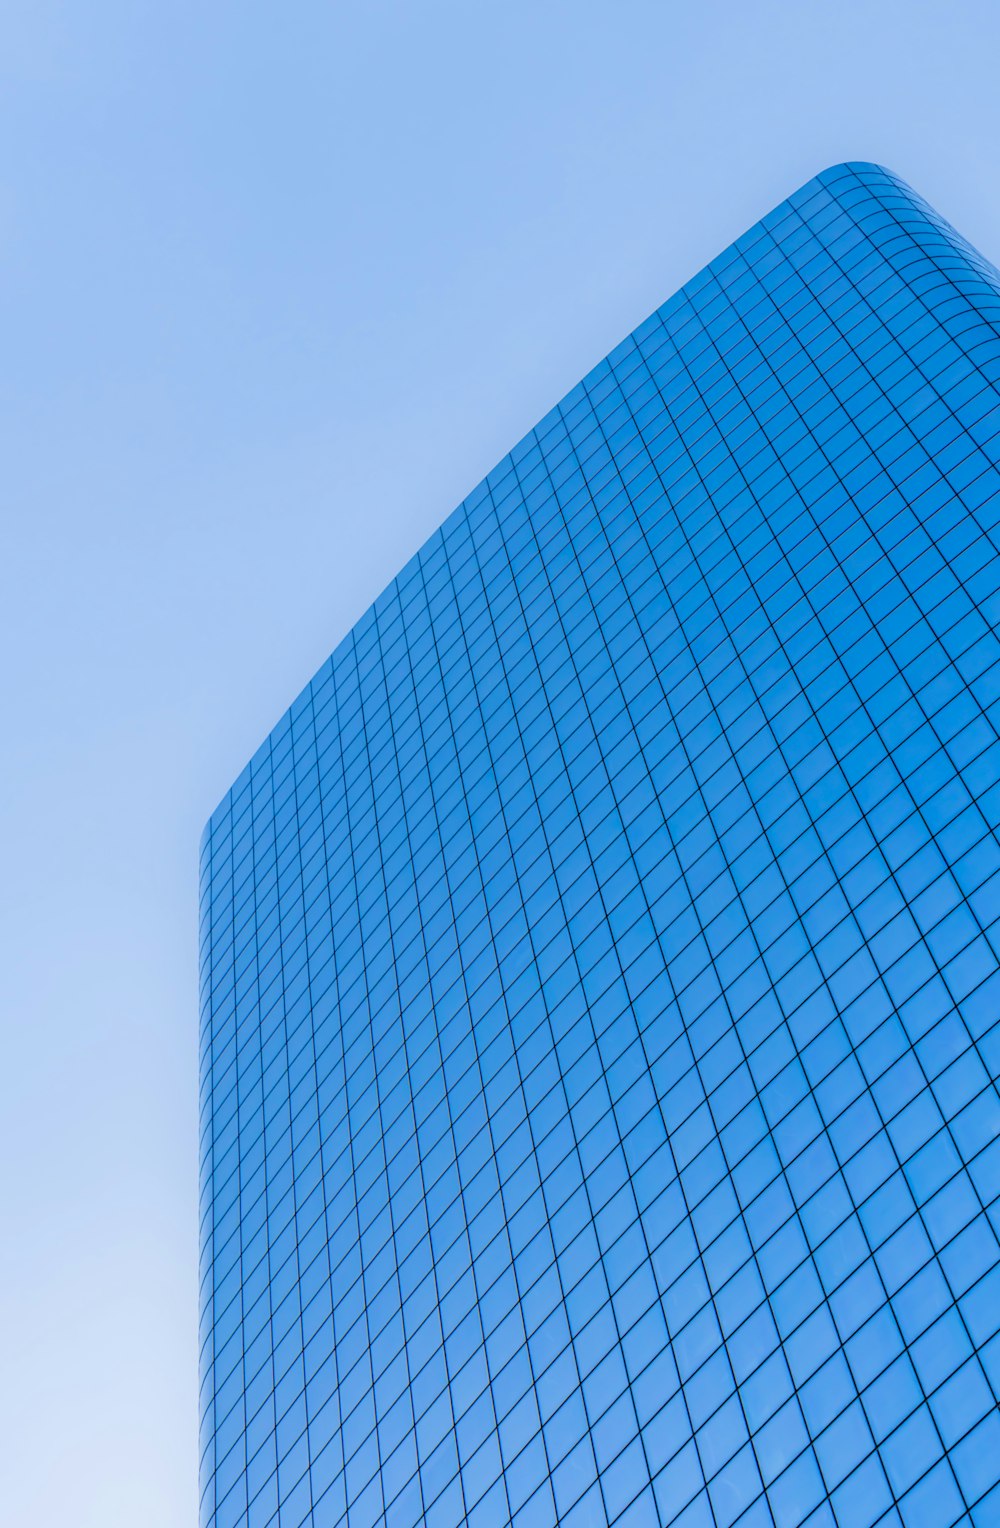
[200,159,931,847]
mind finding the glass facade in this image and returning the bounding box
[200,162,1000,1528]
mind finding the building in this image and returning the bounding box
[199,163,1000,1528]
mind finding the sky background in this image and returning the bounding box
[3,1,1000,1522]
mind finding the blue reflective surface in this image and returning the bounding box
[200,163,1000,1528]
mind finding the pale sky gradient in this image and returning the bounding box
[2,3,1000,1523]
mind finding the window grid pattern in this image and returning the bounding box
[200,162,1000,1528]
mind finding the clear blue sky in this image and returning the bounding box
[3,2,999,1521]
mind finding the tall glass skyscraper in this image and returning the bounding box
[200,163,1000,1528]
